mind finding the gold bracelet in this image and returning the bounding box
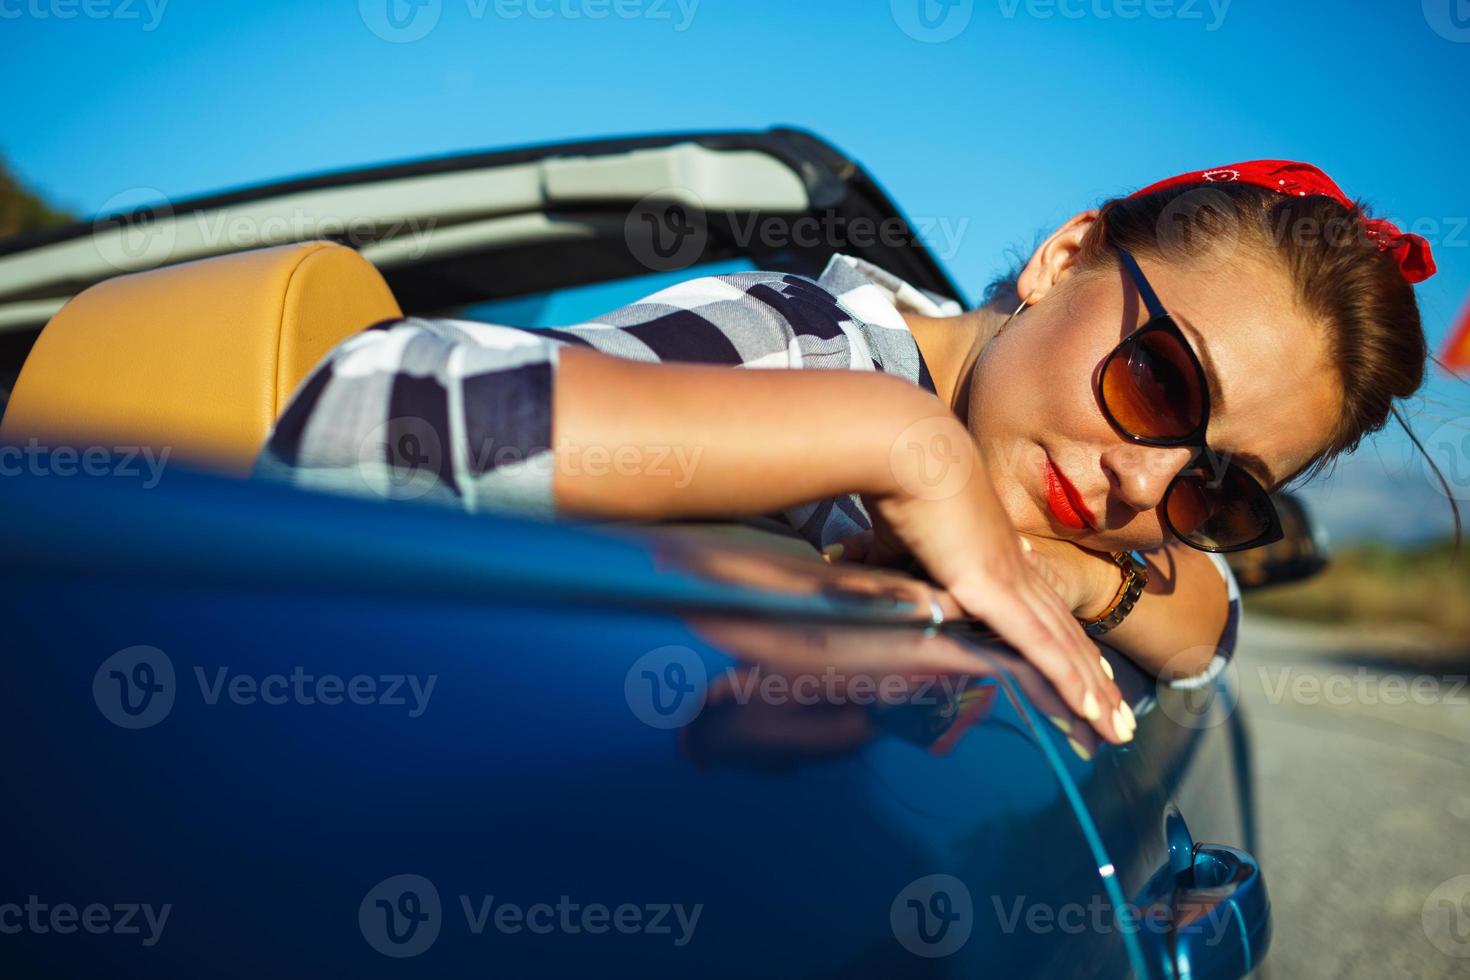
[1077,551,1149,638]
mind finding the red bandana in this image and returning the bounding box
[1129,160,1436,284]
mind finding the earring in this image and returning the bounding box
[995,294,1032,337]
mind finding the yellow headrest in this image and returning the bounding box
[0,242,402,473]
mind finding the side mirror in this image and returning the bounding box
[1224,492,1330,591]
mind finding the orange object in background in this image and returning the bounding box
[1442,290,1470,371]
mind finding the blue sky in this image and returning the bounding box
[3,0,1468,541]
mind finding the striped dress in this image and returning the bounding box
[257,253,958,548]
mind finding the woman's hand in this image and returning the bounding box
[1014,534,1125,620]
[849,415,1134,744]
[549,354,1132,743]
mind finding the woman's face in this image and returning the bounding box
[969,221,1342,552]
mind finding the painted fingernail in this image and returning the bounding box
[1067,736,1093,761]
[1119,701,1136,731]
[1100,656,1114,680]
[1046,714,1072,734]
[1081,691,1101,721]
[1113,706,1135,742]
[822,543,844,561]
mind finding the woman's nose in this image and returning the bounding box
[1101,443,1196,514]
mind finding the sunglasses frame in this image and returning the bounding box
[1097,248,1284,553]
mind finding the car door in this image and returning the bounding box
[0,458,1185,978]
[1017,645,1270,979]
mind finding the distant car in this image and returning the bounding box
[0,129,1275,977]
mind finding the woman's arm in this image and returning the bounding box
[553,347,937,517]
[553,347,1132,743]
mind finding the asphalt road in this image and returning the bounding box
[1235,616,1470,979]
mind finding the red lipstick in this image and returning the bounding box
[1042,455,1096,531]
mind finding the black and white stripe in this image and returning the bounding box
[257,255,958,545]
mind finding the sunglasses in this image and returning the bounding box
[1095,248,1284,553]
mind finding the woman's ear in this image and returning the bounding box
[1016,209,1100,306]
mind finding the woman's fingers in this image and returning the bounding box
[926,586,967,624]
[863,474,1133,745]
[971,591,1102,735]
[858,534,1128,742]
[1050,591,1135,741]
[1022,574,1133,743]
[955,570,1130,744]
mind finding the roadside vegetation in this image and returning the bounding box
[1244,536,1470,651]
[0,154,74,238]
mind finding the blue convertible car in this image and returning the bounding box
[0,129,1284,977]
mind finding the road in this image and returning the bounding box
[1235,615,1470,979]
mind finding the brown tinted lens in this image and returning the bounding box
[1101,324,1205,440]
[1166,465,1275,550]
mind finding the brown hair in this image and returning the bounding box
[988,182,1459,541]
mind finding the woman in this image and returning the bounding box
[258,159,1440,747]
